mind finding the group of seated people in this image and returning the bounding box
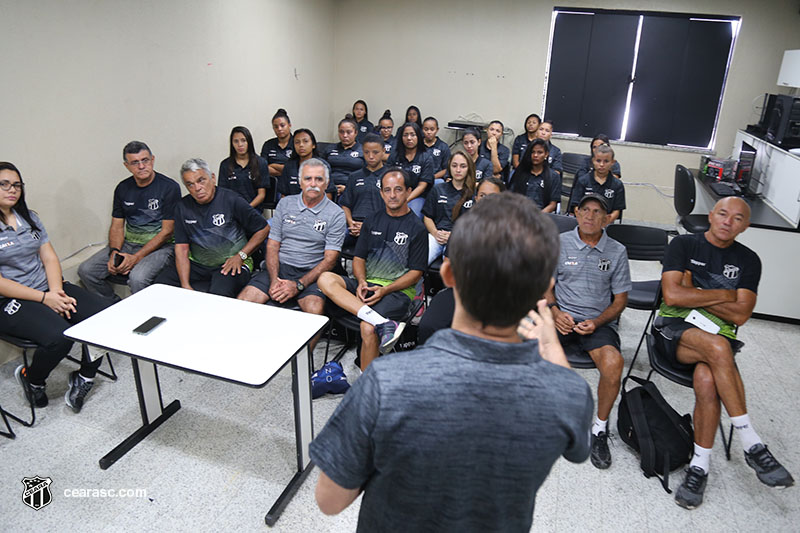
[0,100,792,525]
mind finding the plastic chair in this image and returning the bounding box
[674,165,710,233]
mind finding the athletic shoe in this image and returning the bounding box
[675,466,708,509]
[65,371,94,413]
[375,320,406,354]
[745,443,795,488]
[15,365,48,408]
[590,431,612,469]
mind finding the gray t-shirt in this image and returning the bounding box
[0,210,50,292]
[310,328,593,532]
[554,227,632,325]
[269,194,346,270]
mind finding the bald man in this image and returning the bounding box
[654,197,793,509]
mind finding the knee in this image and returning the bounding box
[597,348,624,378]
[693,364,718,402]
[318,272,335,292]
[237,286,266,303]
[361,321,376,338]
[299,296,324,315]
[705,337,734,366]
[127,269,148,292]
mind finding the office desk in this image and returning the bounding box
[63,284,329,526]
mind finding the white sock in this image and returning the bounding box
[731,413,762,452]
[689,443,712,474]
[79,374,94,383]
[592,416,607,436]
[357,305,387,327]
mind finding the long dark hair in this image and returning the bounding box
[289,128,321,161]
[395,122,424,161]
[228,126,260,185]
[404,105,422,128]
[511,139,550,194]
[0,162,40,231]
[449,150,476,221]
[352,99,369,122]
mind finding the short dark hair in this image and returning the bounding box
[123,141,152,161]
[361,133,383,146]
[448,192,559,327]
[380,166,411,189]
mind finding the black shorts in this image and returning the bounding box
[247,263,324,301]
[651,316,744,369]
[558,323,620,353]
[337,277,410,321]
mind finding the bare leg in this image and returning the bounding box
[237,285,270,304]
[317,272,363,314]
[587,345,624,421]
[692,362,721,448]
[360,321,380,371]
[298,295,325,351]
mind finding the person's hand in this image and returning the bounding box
[363,285,386,306]
[349,220,362,237]
[435,230,450,245]
[220,254,244,275]
[552,307,575,336]
[116,252,140,275]
[270,277,297,303]
[107,252,120,275]
[487,136,498,151]
[517,300,569,368]
[42,290,77,319]
[574,319,597,335]
[356,281,371,302]
[336,184,346,195]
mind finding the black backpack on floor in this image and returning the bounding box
[617,375,694,493]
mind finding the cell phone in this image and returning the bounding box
[133,316,166,335]
[684,309,720,335]
[114,253,124,267]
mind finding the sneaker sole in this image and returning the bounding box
[64,373,81,413]
[379,322,406,354]
[745,457,795,488]
[591,457,611,469]
[675,498,699,510]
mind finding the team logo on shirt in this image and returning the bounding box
[598,258,611,271]
[604,189,614,199]
[360,126,367,132]
[313,220,327,232]
[31,231,40,240]
[433,148,441,156]
[0,240,14,249]
[394,232,408,245]
[476,170,484,179]
[285,149,293,158]
[723,264,740,279]
[350,151,360,158]
[539,179,545,188]
[463,200,473,209]
[411,165,421,174]
[211,214,226,227]
[148,199,160,211]
[4,299,21,315]
[124,201,135,206]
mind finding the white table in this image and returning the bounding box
[64,284,329,526]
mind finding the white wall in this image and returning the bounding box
[330,0,800,223]
[0,0,335,254]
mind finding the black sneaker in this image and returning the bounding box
[744,443,795,488]
[675,466,708,509]
[590,431,612,469]
[15,365,48,407]
[374,320,406,354]
[65,371,94,413]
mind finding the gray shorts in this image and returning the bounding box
[652,316,744,369]
[247,263,324,301]
[558,324,620,353]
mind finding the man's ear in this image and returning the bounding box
[440,257,455,288]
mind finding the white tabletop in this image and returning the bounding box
[64,284,329,387]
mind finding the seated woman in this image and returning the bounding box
[0,162,111,412]
[568,144,625,223]
[416,177,505,345]
[352,100,374,143]
[403,105,422,130]
[578,133,622,178]
[479,120,511,179]
[322,115,364,196]
[260,108,293,180]
[536,119,563,175]
[388,122,434,216]
[218,126,270,209]
[460,129,494,181]
[512,113,541,169]
[279,128,335,197]
[422,150,476,264]
[377,110,396,162]
[422,116,451,182]
[509,139,562,213]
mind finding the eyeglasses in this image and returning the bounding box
[126,157,152,167]
[0,180,23,192]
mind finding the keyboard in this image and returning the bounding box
[708,180,741,197]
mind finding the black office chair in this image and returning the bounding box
[561,152,585,176]
[605,223,668,366]
[546,213,578,234]
[643,331,735,460]
[674,165,710,233]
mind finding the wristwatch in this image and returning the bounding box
[238,251,247,260]
[296,280,305,292]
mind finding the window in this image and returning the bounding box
[542,8,740,150]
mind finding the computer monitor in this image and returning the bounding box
[737,141,758,196]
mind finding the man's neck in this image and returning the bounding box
[450,299,521,343]
[704,230,735,249]
[302,193,324,209]
[386,205,410,217]
[134,173,156,188]
[578,228,602,247]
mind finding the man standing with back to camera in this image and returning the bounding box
[309,193,593,531]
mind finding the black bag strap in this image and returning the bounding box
[625,387,658,479]
[640,381,694,449]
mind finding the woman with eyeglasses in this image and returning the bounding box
[377,109,396,162]
[218,126,270,208]
[0,162,111,413]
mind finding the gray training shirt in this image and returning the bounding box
[269,194,346,270]
[0,210,50,292]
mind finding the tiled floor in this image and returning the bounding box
[1,259,798,531]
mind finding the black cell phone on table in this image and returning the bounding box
[133,316,166,335]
